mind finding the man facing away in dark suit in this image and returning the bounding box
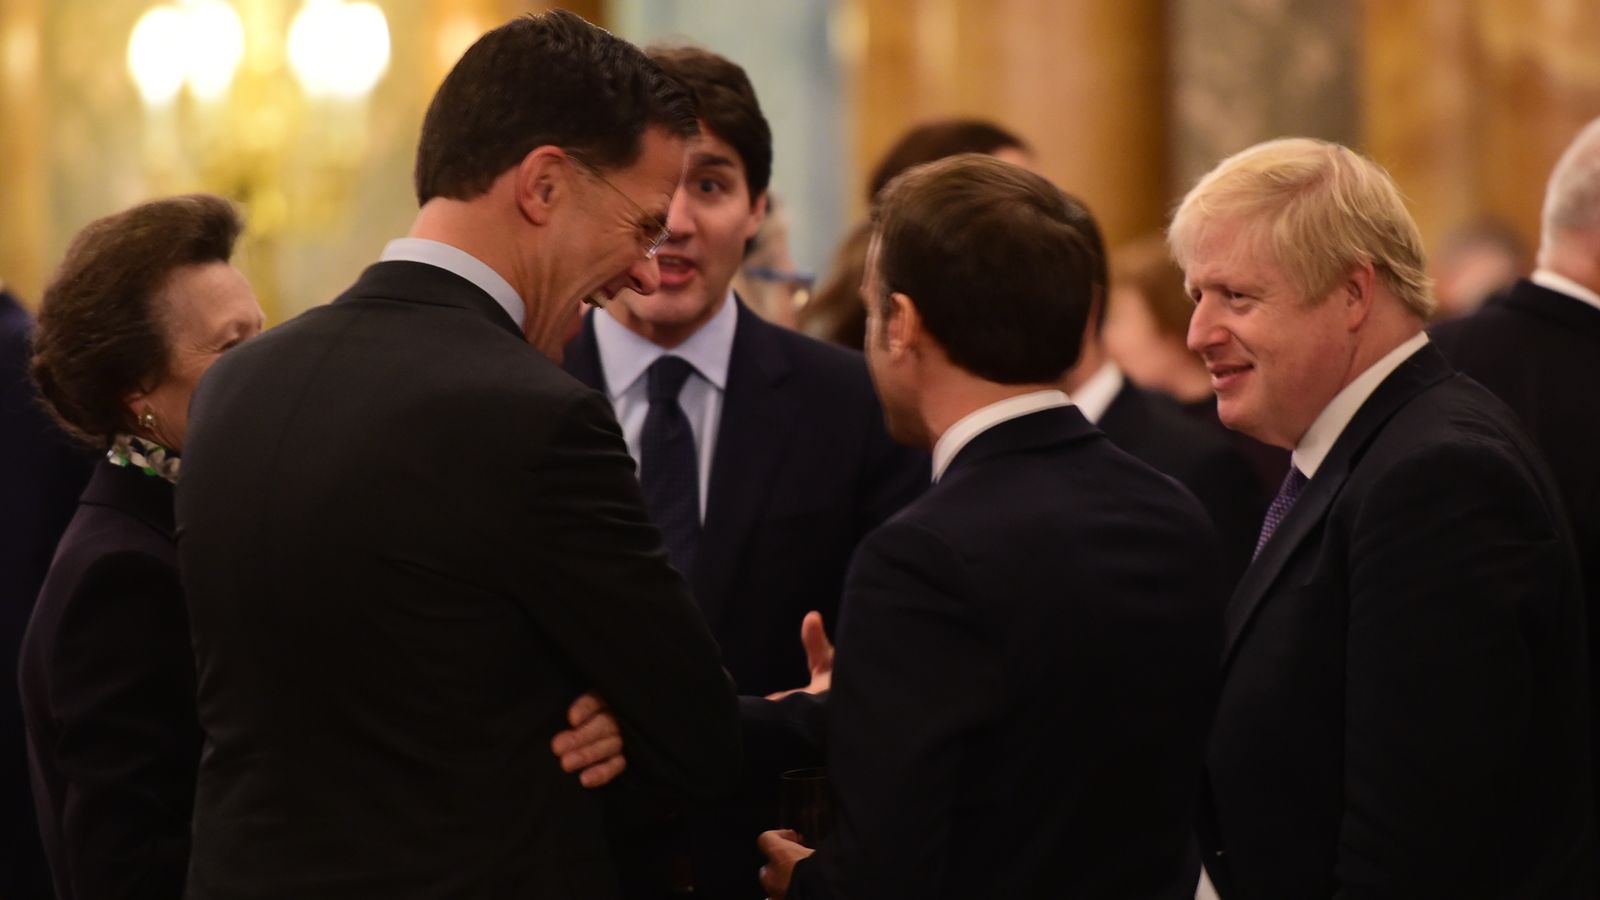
[1433,116,1600,830]
[1174,137,1594,898]
[563,46,924,699]
[176,12,739,899]
[756,154,1226,900]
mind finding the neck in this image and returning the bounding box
[1538,235,1600,296]
[922,370,1060,449]
[607,288,731,350]
[410,197,530,304]
[1060,333,1106,394]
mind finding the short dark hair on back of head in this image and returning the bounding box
[647,45,772,199]
[867,119,1030,201]
[414,9,698,205]
[31,193,243,447]
[870,154,1096,384]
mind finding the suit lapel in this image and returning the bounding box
[563,309,606,391]
[693,300,797,627]
[1221,343,1456,666]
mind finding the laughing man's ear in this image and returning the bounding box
[515,146,572,227]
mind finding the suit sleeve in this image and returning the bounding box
[791,519,998,900]
[515,389,740,800]
[46,551,197,900]
[1336,442,1577,897]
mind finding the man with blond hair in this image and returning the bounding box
[1175,137,1593,898]
[1434,118,1600,831]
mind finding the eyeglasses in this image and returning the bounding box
[569,154,672,260]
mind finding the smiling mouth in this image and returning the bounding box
[1208,362,1253,389]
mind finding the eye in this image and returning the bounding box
[695,177,725,195]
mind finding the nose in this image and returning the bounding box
[1186,295,1220,355]
[626,255,662,296]
[664,188,694,239]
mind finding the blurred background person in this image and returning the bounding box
[18,194,262,900]
[797,119,1032,348]
[1061,219,1266,589]
[1433,115,1600,834]
[2,280,92,900]
[1428,217,1530,320]
[1104,234,1213,406]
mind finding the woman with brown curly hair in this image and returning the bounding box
[18,193,261,900]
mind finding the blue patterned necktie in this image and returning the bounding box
[1253,466,1309,561]
[640,355,700,577]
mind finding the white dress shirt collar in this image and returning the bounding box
[380,238,525,329]
[592,290,737,398]
[1531,268,1600,315]
[1292,331,1430,479]
[931,389,1073,482]
[1071,361,1124,425]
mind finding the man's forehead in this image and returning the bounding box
[685,129,745,172]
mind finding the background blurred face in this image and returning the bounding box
[132,261,263,451]
[605,125,767,348]
[1183,219,1356,449]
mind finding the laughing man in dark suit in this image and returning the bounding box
[1175,138,1593,898]
[1433,117,1600,825]
[177,13,738,898]
[757,154,1226,900]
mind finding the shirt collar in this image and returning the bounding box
[380,238,526,329]
[1070,361,1124,425]
[931,389,1073,482]
[592,290,737,397]
[1292,330,1430,478]
[1531,268,1600,315]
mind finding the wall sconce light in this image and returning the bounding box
[127,0,247,106]
[124,0,392,317]
[287,0,391,100]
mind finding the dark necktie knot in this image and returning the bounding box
[648,355,695,403]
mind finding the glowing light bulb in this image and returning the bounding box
[128,6,187,106]
[288,0,390,100]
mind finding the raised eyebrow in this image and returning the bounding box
[688,152,738,171]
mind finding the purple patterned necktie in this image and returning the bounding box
[640,355,700,577]
[1253,466,1309,561]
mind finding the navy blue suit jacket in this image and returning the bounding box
[19,461,197,900]
[1433,279,1600,826]
[1,289,92,900]
[1097,379,1266,589]
[792,406,1224,900]
[1201,343,1594,898]
[563,300,927,696]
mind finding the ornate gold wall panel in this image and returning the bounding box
[845,0,1169,249]
[1364,0,1600,257]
